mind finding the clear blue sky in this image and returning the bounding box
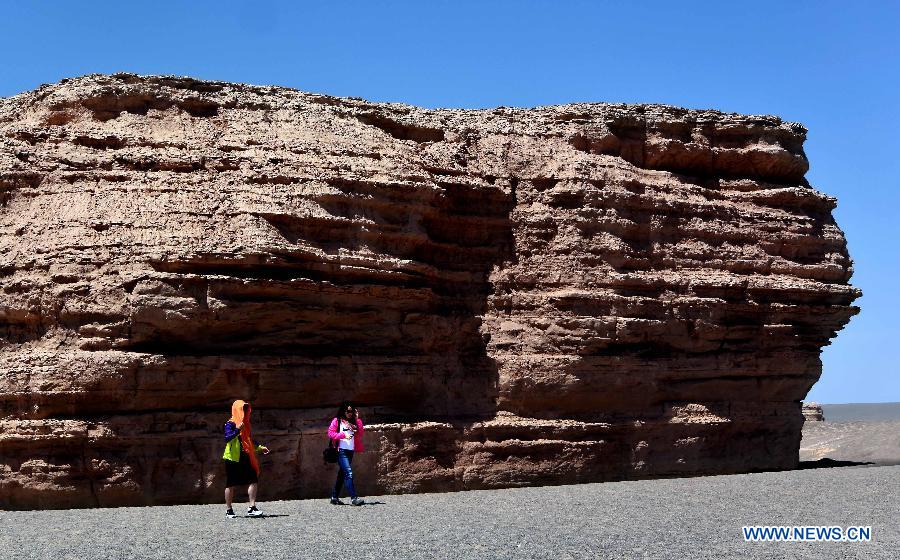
[2,1,897,403]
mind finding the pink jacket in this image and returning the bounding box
[328,417,365,452]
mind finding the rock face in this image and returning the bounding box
[0,74,859,509]
[802,402,825,422]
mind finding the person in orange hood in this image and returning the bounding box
[223,400,269,518]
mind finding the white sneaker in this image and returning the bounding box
[247,505,263,517]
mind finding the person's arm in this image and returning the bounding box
[327,418,346,442]
[224,421,240,442]
[355,418,364,435]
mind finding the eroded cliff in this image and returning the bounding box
[0,74,858,508]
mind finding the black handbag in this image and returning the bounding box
[323,428,338,464]
[323,445,338,464]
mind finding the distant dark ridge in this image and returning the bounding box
[820,402,900,422]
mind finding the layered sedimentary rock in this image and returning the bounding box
[0,74,858,508]
[802,402,825,422]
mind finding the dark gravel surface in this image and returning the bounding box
[2,465,897,559]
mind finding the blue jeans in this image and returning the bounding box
[332,449,357,499]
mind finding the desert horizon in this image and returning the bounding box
[812,402,900,421]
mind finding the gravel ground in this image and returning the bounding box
[801,421,900,464]
[1,465,897,560]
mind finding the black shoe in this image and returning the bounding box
[247,505,263,517]
[226,509,236,519]
[330,498,344,505]
[351,498,365,506]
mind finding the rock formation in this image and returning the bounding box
[0,74,859,508]
[802,401,825,422]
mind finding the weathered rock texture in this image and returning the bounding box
[801,401,825,422]
[0,74,859,509]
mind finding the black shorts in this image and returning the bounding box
[224,452,258,488]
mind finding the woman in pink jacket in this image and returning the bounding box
[327,401,366,506]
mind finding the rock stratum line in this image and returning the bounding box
[0,74,858,508]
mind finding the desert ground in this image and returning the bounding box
[800,403,900,465]
[1,464,896,559]
[3,403,896,559]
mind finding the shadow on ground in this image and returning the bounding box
[796,458,874,469]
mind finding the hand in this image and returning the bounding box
[260,446,270,455]
[236,422,244,430]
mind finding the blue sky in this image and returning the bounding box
[1,1,897,403]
